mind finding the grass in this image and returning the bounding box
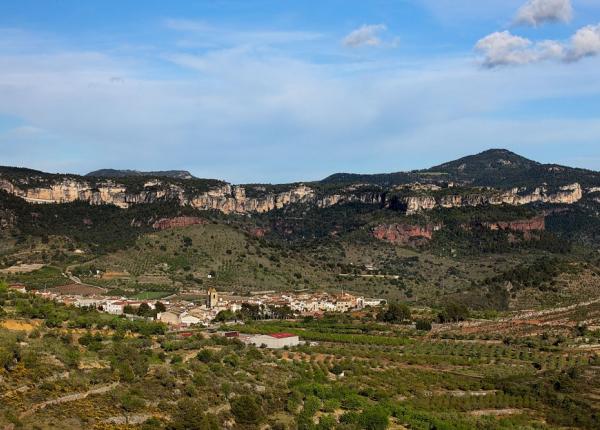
[131,290,172,300]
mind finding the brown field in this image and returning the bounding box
[50,283,107,296]
[0,263,45,274]
[1,319,40,332]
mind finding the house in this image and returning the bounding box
[244,333,300,349]
[104,301,127,315]
[158,311,181,325]
[74,297,104,308]
[179,313,201,327]
[8,284,27,294]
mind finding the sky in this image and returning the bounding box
[1,0,600,183]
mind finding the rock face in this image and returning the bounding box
[482,216,545,234]
[0,178,316,214]
[396,183,583,215]
[373,223,441,245]
[152,216,207,230]
[0,172,585,216]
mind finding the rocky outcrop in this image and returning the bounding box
[316,192,383,208]
[482,216,545,234]
[373,223,441,245]
[396,183,583,214]
[0,172,585,216]
[152,216,207,230]
[0,178,316,214]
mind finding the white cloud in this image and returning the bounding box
[567,23,600,61]
[514,0,572,26]
[475,31,563,67]
[1,27,600,181]
[476,24,600,67]
[343,24,387,48]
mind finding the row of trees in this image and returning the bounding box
[376,302,469,327]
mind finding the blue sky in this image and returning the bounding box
[1,0,600,183]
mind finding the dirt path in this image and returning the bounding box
[20,382,119,418]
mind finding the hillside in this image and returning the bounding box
[2,282,600,429]
[1,149,600,311]
[323,149,600,189]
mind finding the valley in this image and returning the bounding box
[1,149,600,429]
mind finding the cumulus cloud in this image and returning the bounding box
[476,23,600,67]
[343,24,387,47]
[567,23,600,61]
[475,31,563,67]
[514,0,573,26]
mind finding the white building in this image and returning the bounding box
[179,313,202,327]
[104,300,127,315]
[243,333,300,349]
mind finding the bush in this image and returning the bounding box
[359,405,389,430]
[438,302,469,323]
[415,320,432,331]
[377,303,411,324]
[230,395,264,425]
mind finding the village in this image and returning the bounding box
[6,282,386,348]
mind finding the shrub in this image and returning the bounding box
[415,320,432,331]
[230,395,264,425]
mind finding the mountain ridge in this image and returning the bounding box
[0,148,597,215]
[85,169,196,180]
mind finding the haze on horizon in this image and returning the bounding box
[1,0,600,183]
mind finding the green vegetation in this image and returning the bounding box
[1,280,600,429]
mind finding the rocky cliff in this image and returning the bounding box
[372,223,441,245]
[482,216,546,234]
[395,183,583,215]
[0,177,316,214]
[0,172,586,216]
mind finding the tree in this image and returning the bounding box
[170,399,218,430]
[197,349,214,363]
[359,405,389,430]
[155,301,167,313]
[230,395,264,425]
[214,309,236,322]
[438,302,469,323]
[378,303,411,323]
[137,303,153,317]
[123,305,136,315]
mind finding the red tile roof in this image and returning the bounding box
[269,333,297,339]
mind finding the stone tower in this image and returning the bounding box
[207,288,218,308]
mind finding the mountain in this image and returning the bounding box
[1,148,600,312]
[323,149,600,189]
[0,149,597,215]
[86,169,195,180]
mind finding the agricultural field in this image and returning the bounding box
[1,282,599,429]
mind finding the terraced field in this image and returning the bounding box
[1,281,599,429]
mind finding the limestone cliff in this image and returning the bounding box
[0,178,316,214]
[0,173,586,216]
[396,183,583,215]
